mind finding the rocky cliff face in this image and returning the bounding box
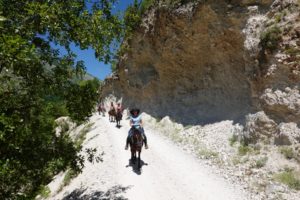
[102,0,299,126]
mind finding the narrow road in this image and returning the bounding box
[50,113,250,200]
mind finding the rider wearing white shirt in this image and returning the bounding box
[125,108,148,150]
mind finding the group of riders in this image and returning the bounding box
[98,102,149,150]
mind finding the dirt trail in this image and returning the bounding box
[50,113,250,200]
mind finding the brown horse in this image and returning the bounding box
[108,109,116,122]
[115,110,122,127]
[130,128,144,169]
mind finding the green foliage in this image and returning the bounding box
[140,0,155,15]
[197,148,218,159]
[274,168,300,190]
[238,145,252,156]
[66,79,100,122]
[285,47,300,56]
[74,122,94,148]
[229,134,238,146]
[280,146,295,160]
[58,169,77,193]
[254,157,268,168]
[37,186,51,199]
[260,26,282,51]
[123,0,141,38]
[110,59,118,72]
[274,13,283,23]
[232,156,249,165]
[116,0,142,63]
[0,0,120,199]
[161,0,198,8]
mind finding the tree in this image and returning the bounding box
[0,0,121,199]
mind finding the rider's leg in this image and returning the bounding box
[125,128,132,150]
[139,127,148,148]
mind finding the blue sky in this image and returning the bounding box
[55,0,136,80]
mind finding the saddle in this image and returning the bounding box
[130,128,144,146]
[109,109,116,115]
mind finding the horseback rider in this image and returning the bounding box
[109,102,115,112]
[116,102,123,113]
[100,103,105,116]
[125,108,148,150]
[98,102,105,116]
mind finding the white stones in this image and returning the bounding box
[244,111,278,141]
[243,14,267,56]
[278,122,300,145]
[247,6,259,15]
[266,64,278,77]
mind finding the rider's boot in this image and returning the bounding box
[125,136,130,150]
[144,136,148,149]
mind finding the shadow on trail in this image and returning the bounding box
[116,124,122,129]
[62,185,131,200]
[126,159,148,175]
[86,134,99,142]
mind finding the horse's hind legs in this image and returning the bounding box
[131,152,136,164]
[137,151,141,169]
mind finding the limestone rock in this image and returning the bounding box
[277,122,300,145]
[102,0,300,129]
[260,88,300,124]
[103,0,257,125]
[244,111,278,142]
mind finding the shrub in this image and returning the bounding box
[260,26,282,51]
[232,156,249,165]
[254,157,268,168]
[0,0,117,198]
[274,13,283,23]
[36,186,51,199]
[57,169,77,192]
[140,0,155,15]
[197,148,218,159]
[274,169,300,190]
[238,145,252,156]
[229,134,238,146]
[280,147,295,160]
[285,47,300,56]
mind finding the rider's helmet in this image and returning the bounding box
[130,108,140,116]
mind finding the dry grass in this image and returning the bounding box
[274,168,300,190]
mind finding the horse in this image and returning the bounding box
[98,105,106,116]
[108,109,116,122]
[129,128,144,169]
[115,110,122,127]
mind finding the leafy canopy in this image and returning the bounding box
[0,0,121,199]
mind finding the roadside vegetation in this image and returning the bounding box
[260,25,282,51]
[0,0,121,199]
[274,168,300,190]
[57,169,77,193]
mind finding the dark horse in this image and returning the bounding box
[98,105,106,116]
[108,109,116,122]
[115,110,122,127]
[129,128,143,169]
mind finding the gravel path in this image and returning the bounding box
[49,114,251,200]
